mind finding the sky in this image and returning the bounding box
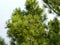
[0,0,60,44]
[0,0,26,43]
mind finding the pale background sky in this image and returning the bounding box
[0,0,60,44]
[0,0,26,43]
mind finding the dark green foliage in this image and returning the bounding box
[48,18,60,33]
[25,0,43,15]
[48,18,60,45]
[0,37,7,45]
[43,0,60,16]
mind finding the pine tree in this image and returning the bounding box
[6,0,60,45]
[43,0,60,16]
[48,18,60,45]
[6,0,47,45]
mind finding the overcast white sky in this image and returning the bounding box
[0,0,60,44]
[0,0,26,43]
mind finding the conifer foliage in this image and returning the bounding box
[6,0,60,45]
[0,37,7,45]
[6,0,47,45]
[43,0,60,16]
